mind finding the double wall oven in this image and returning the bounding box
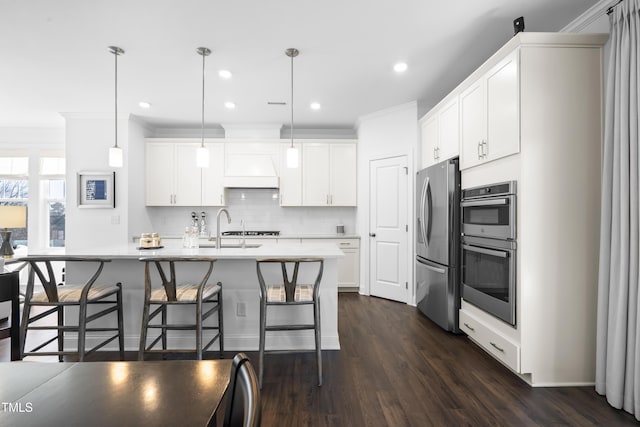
[460,181,517,326]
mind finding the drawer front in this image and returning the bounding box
[460,310,520,372]
[326,238,360,249]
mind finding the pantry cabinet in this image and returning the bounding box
[460,49,519,170]
[302,142,357,206]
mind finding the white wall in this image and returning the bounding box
[64,114,142,249]
[355,101,418,299]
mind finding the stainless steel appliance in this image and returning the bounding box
[461,235,516,325]
[415,158,460,332]
[461,181,516,240]
[460,181,517,325]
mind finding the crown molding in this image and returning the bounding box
[561,0,614,32]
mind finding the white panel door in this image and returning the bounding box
[438,96,460,161]
[420,114,438,168]
[486,49,520,162]
[279,142,302,206]
[369,156,408,303]
[330,143,357,206]
[145,142,174,206]
[302,143,330,206]
[460,79,485,170]
[174,144,202,206]
[202,142,225,206]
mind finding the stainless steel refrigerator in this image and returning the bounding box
[415,157,460,332]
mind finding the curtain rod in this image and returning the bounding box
[607,0,623,15]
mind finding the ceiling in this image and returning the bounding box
[0,0,600,132]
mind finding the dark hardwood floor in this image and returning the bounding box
[1,293,636,426]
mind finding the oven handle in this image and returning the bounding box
[463,244,509,258]
[461,198,509,207]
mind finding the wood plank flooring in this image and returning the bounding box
[1,293,637,426]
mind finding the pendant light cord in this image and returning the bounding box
[290,52,294,148]
[201,49,206,148]
[114,50,118,149]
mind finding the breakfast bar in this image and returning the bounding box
[23,241,343,353]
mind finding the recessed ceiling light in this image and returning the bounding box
[224,102,236,109]
[310,102,321,110]
[219,70,232,79]
[139,101,151,108]
[393,62,408,73]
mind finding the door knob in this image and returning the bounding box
[369,233,376,237]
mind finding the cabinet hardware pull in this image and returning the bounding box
[433,147,438,160]
[220,194,223,205]
[482,139,488,158]
[477,141,482,159]
[490,342,504,352]
[464,322,475,332]
[326,195,329,205]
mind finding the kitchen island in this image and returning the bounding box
[21,241,343,353]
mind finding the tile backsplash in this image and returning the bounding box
[145,188,357,236]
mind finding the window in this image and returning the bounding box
[0,157,29,246]
[40,157,66,247]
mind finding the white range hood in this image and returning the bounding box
[223,141,280,188]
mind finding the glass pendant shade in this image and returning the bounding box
[286,145,298,168]
[196,146,210,168]
[109,146,123,168]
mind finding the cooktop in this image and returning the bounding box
[221,231,280,236]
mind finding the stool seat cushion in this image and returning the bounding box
[31,284,119,303]
[266,284,314,302]
[150,283,221,302]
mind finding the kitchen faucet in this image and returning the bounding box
[216,208,231,249]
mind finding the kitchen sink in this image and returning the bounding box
[199,243,262,249]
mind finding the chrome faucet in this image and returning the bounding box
[216,208,231,249]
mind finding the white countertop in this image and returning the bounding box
[135,234,360,241]
[18,241,344,261]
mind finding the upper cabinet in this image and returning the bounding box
[302,142,357,206]
[145,139,225,207]
[420,96,460,169]
[279,142,302,206]
[460,49,519,170]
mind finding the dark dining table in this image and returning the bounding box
[0,270,20,361]
[0,359,231,426]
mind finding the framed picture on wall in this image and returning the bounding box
[77,171,115,208]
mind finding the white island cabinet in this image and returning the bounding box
[29,242,343,352]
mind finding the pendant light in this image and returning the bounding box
[285,48,299,168]
[108,46,124,168]
[196,47,211,168]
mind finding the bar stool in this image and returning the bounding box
[138,257,223,360]
[19,256,124,361]
[256,258,323,388]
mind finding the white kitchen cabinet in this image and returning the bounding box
[146,141,201,206]
[302,142,357,206]
[301,238,360,290]
[279,142,302,206]
[420,96,459,169]
[460,49,519,170]
[453,33,607,386]
[146,139,225,206]
[202,142,225,206]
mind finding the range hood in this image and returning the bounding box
[223,149,280,188]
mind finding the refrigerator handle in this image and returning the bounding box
[417,258,446,274]
[420,177,429,246]
[425,177,432,245]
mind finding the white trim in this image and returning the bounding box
[561,0,614,32]
[355,101,418,129]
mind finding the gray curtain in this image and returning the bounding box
[596,0,640,420]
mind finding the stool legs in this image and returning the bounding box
[314,299,322,386]
[116,284,125,360]
[258,298,266,388]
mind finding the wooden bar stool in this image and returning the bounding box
[256,258,323,388]
[138,257,223,360]
[19,256,124,361]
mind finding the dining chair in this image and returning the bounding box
[208,352,261,427]
[138,257,223,360]
[256,258,323,388]
[19,256,124,361]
